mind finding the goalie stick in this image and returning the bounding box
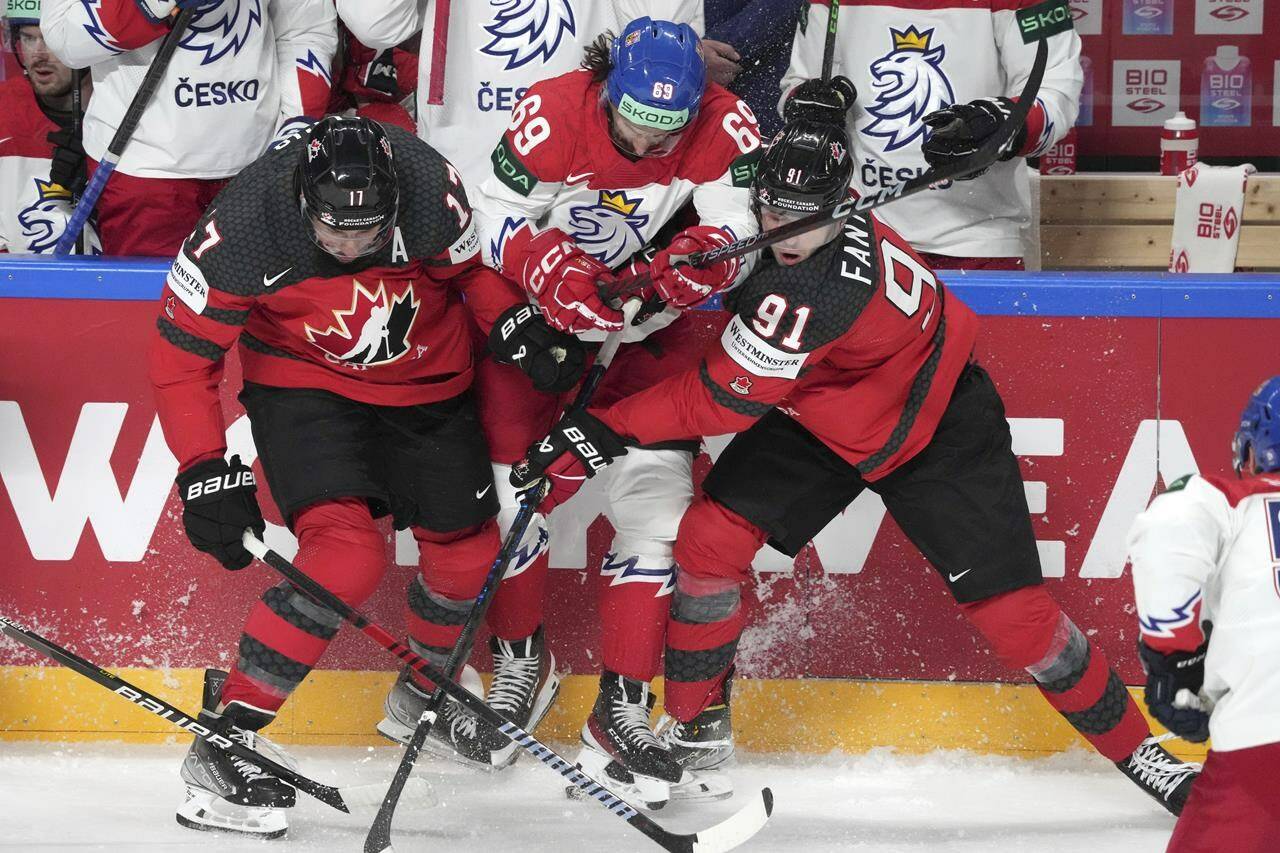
[364,300,644,853]
[0,613,436,814]
[243,532,773,853]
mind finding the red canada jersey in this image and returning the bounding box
[601,211,979,480]
[149,123,522,468]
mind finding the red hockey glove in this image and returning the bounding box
[521,231,623,334]
[509,411,628,512]
[650,226,741,309]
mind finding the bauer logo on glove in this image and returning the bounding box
[182,467,256,501]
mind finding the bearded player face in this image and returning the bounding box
[17,27,74,99]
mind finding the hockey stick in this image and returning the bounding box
[54,7,197,256]
[819,0,840,83]
[364,300,646,853]
[0,613,436,814]
[242,534,773,853]
[70,67,85,255]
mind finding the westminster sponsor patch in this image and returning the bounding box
[721,315,806,379]
[166,250,209,314]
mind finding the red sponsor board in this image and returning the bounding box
[1070,0,1279,160]
[2,297,1277,689]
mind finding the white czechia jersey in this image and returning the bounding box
[40,0,336,179]
[336,0,704,191]
[782,0,1082,258]
[470,69,761,343]
[1128,472,1280,752]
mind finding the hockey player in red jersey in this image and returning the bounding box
[419,19,760,801]
[0,0,96,254]
[149,116,580,837]
[515,119,1202,813]
[1128,377,1280,852]
[41,0,336,256]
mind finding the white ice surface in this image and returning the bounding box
[0,743,1178,852]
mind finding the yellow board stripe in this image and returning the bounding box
[0,666,1207,760]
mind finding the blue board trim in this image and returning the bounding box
[2,257,1278,319]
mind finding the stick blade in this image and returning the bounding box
[339,776,438,812]
[689,788,773,853]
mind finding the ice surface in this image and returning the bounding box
[0,743,1177,852]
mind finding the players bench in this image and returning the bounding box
[1032,173,1280,271]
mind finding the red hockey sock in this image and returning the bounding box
[663,498,764,722]
[406,520,500,690]
[220,498,384,712]
[961,585,1149,762]
[599,539,675,683]
[484,529,549,642]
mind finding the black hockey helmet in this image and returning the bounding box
[297,115,398,259]
[752,120,854,216]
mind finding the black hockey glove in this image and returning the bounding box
[46,126,87,197]
[783,76,857,127]
[510,411,628,513]
[359,49,402,101]
[489,303,588,393]
[920,97,1026,181]
[175,455,265,571]
[1137,637,1211,743]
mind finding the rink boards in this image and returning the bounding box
[2,258,1278,755]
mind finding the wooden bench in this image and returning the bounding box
[1038,174,1280,270]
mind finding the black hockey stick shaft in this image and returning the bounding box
[242,533,772,853]
[689,38,1050,270]
[0,613,355,812]
[365,300,643,852]
[71,67,84,254]
[820,0,840,83]
[55,7,196,256]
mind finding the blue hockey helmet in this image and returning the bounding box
[605,17,705,157]
[1232,376,1280,474]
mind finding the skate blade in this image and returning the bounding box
[567,746,671,810]
[176,787,287,839]
[489,672,563,769]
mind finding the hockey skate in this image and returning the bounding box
[377,665,494,770]
[656,669,735,802]
[468,627,561,768]
[570,672,689,810]
[1116,733,1200,815]
[176,669,296,839]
